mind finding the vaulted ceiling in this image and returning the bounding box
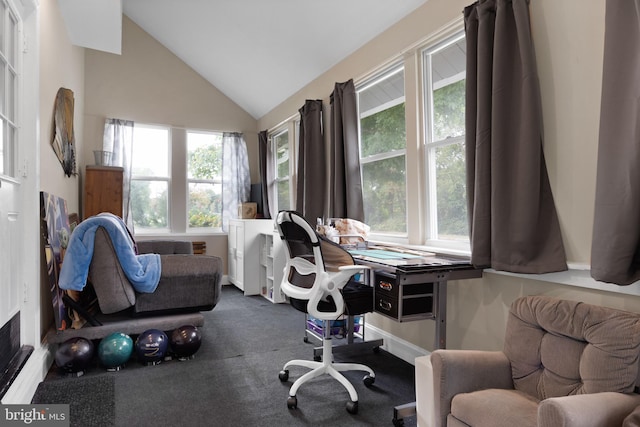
[58,0,428,119]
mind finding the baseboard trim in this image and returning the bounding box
[1,343,53,404]
[365,323,430,365]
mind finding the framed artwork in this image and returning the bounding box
[40,191,72,331]
[51,87,76,177]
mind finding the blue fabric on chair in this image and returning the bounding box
[59,213,161,293]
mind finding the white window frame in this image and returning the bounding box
[422,31,469,252]
[0,0,19,180]
[186,129,223,231]
[270,126,293,213]
[356,63,408,238]
[131,123,172,233]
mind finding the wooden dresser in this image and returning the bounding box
[84,166,124,219]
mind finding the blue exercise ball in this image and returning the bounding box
[170,325,202,359]
[55,337,94,374]
[135,329,168,364]
[98,332,133,369]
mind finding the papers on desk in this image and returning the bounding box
[348,249,424,260]
[348,246,449,267]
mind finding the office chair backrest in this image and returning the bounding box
[276,210,346,320]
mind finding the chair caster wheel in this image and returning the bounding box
[363,374,375,387]
[373,346,381,354]
[287,395,297,409]
[279,370,289,382]
[392,418,405,427]
[314,355,321,362]
[303,336,309,343]
[346,400,358,414]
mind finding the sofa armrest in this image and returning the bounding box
[137,240,193,255]
[538,392,640,427]
[430,349,513,427]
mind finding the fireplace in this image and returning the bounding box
[0,312,33,399]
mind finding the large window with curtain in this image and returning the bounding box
[131,123,225,233]
[357,64,407,235]
[422,32,469,250]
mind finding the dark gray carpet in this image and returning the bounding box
[31,374,115,427]
[36,286,417,427]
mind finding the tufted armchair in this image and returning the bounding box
[417,295,640,427]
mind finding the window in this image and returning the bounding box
[131,125,170,230]
[423,33,468,247]
[273,129,291,211]
[357,65,407,234]
[187,131,223,228]
[130,124,225,233]
[0,1,18,178]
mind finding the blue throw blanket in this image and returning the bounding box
[59,213,161,293]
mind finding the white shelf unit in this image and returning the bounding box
[228,219,274,296]
[259,231,286,303]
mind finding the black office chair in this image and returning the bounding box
[276,210,376,414]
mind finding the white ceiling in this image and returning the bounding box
[66,0,428,120]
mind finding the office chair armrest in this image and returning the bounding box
[538,392,640,427]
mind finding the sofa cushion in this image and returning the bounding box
[450,388,539,427]
[89,227,137,314]
[133,254,222,315]
[137,240,193,255]
[504,296,640,400]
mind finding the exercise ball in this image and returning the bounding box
[170,325,202,359]
[98,332,133,369]
[135,329,168,364]
[55,337,94,374]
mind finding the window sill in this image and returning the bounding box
[485,263,640,296]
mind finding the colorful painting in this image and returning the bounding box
[40,191,72,331]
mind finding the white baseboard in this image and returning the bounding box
[1,343,54,404]
[365,323,430,365]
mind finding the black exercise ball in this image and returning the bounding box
[55,337,94,374]
[170,325,202,359]
[135,329,168,364]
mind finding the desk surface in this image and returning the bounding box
[349,245,478,275]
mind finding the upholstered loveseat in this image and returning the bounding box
[416,295,640,427]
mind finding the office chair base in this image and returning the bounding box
[279,358,375,414]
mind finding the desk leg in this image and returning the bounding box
[435,280,447,349]
[393,280,448,426]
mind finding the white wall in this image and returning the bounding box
[83,16,258,271]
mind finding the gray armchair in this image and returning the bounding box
[416,295,640,427]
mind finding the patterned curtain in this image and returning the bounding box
[103,118,134,231]
[222,132,251,231]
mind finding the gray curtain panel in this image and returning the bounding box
[464,0,566,273]
[103,118,134,231]
[297,100,326,224]
[591,0,640,285]
[329,79,365,222]
[258,130,272,219]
